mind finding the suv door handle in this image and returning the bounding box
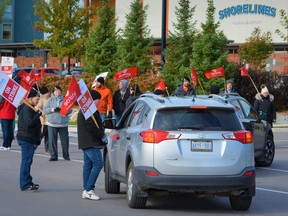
[126,136,131,140]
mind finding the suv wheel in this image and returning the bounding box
[229,196,252,210]
[126,162,147,208]
[105,154,120,193]
[255,135,275,167]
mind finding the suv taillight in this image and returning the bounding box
[140,130,181,144]
[222,130,253,144]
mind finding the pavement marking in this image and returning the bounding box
[257,167,288,173]
[256,187,288,195]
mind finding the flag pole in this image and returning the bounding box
[165,88,170,96]
[198,78,205,94]
[88,108,99,128]
[249,76,260,93]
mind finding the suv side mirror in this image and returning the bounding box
[103,119,116,129]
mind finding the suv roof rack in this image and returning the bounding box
[140,93,166,104]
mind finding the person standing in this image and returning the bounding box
[77,90,107,200]
[113,80,129,123]
[36,86,50,154]
[224,80,236,94]
[254,85,276,127]
[125,84,142,109]
[44,86,72,161]
[174,76,196,96]
[17,89,42,191]
[0,99,16,150]
[92,77,113,122]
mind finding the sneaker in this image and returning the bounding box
[82,190,100,200]
[0,146,9,151]
[49,158,58,161]
[22,184,39,192]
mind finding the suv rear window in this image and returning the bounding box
[153,108,242,131]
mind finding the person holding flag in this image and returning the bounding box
[174,76,196,96]
[77,90,108,201]
[44,86,72,161]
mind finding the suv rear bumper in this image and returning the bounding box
[133,166,255,196]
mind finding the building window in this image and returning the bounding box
[3,4,12,20]
[2,24,12,40]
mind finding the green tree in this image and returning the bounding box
[34,0,95,72]
[162,0,197,91]
[116,0,153,74]
[0,0,9,23]
[84,0,118,75]
[275,9,288,42]
[191,0,232,93]
[238,27,273,71]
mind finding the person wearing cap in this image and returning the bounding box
[43,86,72,161]
[92,77,113,122]
[36,86,50,154]
[224,79,236,94]
[77,90,107,201]
[0,98,16,151]
[154,89,165,97]
[174,76,196,96]
[113,80,130,123]
[125,84,142,109]
[254,85,276,127]
[17,89,42,191]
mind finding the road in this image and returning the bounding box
[0,128,287,216]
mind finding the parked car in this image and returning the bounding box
[33,67,60,81]
[61,68,83,77]
[103,93,255,210]
[12,67,34,84]
[207,93,275,167]
[274,76,288,89]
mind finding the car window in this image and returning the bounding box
[125,102,146,127]
[229,99,245,119]
[238,99,258,120]
[153,108,241,131]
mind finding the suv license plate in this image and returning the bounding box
[191,141,213,152]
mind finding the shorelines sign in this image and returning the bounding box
[219,4,276,20]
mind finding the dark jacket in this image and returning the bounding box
[254,93,276,126]
[113,89,130,115]
[174,84,196,96]
[77,110,105,149]
[125,92,142,109]
[16,103,42,145]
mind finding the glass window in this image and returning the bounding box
[127,102,146,127]
[153,108,242,131]
[238,99,258,119]
[2,23,12,40]
[229,99,245,119]
[3,5,12,19]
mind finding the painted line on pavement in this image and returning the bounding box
[256,187,288,195]
[257,167,288,173]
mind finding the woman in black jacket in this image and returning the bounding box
[17,89,42,192]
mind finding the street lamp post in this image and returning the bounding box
[161,0,167,67]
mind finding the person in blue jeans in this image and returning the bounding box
[77,90,107,200]
[16,89,42,192]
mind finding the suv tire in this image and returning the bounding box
[126,162,147,208]
[105,155,120,193]
[229,196,252,210]
[255,135,275,167]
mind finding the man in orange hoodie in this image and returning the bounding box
[92,77,113,121]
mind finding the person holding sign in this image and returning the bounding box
[77,90,108,201]
[44,86,72,161]
[17,89,42,191]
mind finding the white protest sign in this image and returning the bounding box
[1,57,14,78]
[0,71,27,107]
[77,79,97,120]
[92,71,108,87]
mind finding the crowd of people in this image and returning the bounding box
[0,75,276,198]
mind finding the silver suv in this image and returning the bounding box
[103,94,255,210]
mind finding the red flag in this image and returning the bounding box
[154,80,166,91]
[60,76,81,116]
[17,70,36,87]
[191,67,198,88]
[204,66,225,79]
[240,66,250,77]
[113,66,138,81]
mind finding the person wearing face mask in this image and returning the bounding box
[44,86,72,161]
[113,80,130,123]
[254,85,276,127]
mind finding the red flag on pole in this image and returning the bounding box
[154,80,166,91]
[204,66,225,79]
[240,66,250,77]
[191,67,198,87]
[17,70,36,87]
[113,66,138,81]
[60,76,81,116]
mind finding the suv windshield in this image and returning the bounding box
[153,108,241,131]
